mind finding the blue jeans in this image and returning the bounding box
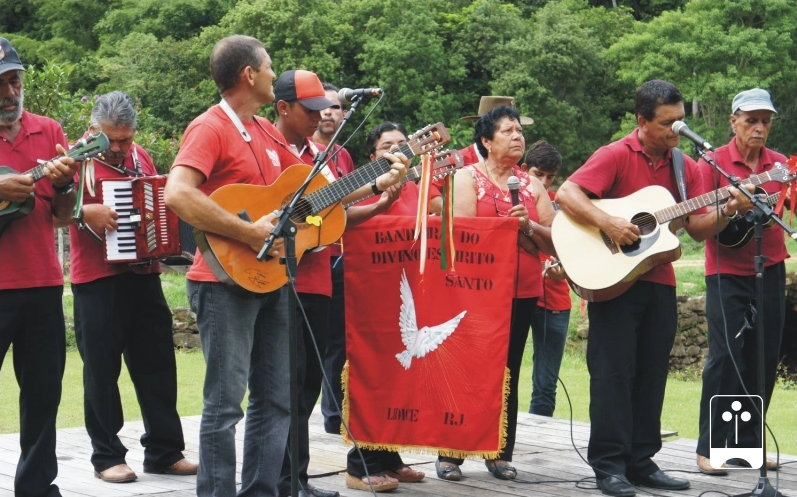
[188,281,291,497]
[529,307,570,416]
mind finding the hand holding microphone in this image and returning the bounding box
[507,175,533,235]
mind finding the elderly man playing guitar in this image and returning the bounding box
[164,35,407,497]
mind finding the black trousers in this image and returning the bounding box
[586,281,676,480]
[0,286,65,497]
[322,257,345,433]
[278,292,331,495]
[72,272,185,473]
[696,262,785,457]
[439,297,537,466]
[346,448,404,477]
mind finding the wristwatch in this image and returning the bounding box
[53,179,75,195]
[721,205,739,221]
[371,179,383,196]
[523,220,536,237]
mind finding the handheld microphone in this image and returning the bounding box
[337,87,383,105]
[672,121,714,151]
[507,175,520,206]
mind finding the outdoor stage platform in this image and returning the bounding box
[0,407,794,496]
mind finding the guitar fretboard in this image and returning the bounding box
[654,170,775,223]
[305,143,416,213]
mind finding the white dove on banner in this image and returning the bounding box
[395,269,467,370]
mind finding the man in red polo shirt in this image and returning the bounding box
[0,36,78,497]
[59,91,197,483]
[556,79,753,497]
[695,88,787,475]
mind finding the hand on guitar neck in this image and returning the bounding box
[0,143,77,204]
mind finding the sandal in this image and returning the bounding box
[385,464,425,483]
[344,472,399,492]
[435,459,462,481]
[485,459,517,480]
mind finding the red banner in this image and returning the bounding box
[342,215,518,458]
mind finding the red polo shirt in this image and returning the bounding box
[0,112,67,290]
[567,129,704,287]
[700,139,789,276]
[69,144,162,284]
[172,105,298,283]
[539,190,571,311]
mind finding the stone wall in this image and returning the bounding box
[670,295,708,371]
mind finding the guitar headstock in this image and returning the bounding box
[770,161,797,183]
[431,149,464,180]
[69,132,111,161]
[407,123,451,156]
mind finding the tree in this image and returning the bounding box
[606,0,797,154]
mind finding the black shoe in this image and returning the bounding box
[435,459,462,481]
[485,459,517,480]
[634,470,690,490]
[303,484,340,497]
[597,475,635,497]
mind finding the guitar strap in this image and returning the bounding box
[671,147,688,202]
[219,98,252,142]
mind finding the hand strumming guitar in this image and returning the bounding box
[601,216,640,246]
[247,211,284,256]
[0,173,34,203]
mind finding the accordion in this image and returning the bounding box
[99,175,182,264]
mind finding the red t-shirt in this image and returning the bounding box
[172,105,298,283]
[319,143,354,258]
[701,139,789,276]
[469,165,542,299]
[69,144,162,284]
[539,190,571,311]
[286,138,345,298]
[567,129,704,287]
[0,112,67,290]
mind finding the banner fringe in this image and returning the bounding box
[339,361,511,460]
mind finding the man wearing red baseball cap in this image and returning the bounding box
[274,69,340,497]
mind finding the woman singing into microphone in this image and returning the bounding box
[435,105,556,482]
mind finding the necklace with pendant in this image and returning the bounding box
[485,163,511,201]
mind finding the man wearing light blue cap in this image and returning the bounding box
[695,88,787,475]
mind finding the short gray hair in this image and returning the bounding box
[91,91,137,130]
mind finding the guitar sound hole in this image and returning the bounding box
[289,198,313,225]
[631,212,656,236]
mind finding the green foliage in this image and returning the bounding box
[22,62,94,141]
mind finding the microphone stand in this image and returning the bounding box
[255,96,365,497]
[697,146,797,497]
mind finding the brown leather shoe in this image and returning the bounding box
[95,463,137,483]
[697,455,727,476]
[385,464,425,483]
[143,458,198,475]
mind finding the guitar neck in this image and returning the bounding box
[23,162,51,183]
[304,142,416,213]
[655,170,777,223]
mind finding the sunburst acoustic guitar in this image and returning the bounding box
[195,123,450,295]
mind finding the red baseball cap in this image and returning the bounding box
[274,69,334,111]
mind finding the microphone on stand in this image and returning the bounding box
[338,87,383,105]
[507,175,520,206]
[672,121,715,151]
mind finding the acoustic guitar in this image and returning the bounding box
[195,123,450,294]
[345,148,463,207]
[552,163,795,302]
[0,132,110,236]
[715,189,780,249]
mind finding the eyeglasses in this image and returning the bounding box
[492,193,528,217]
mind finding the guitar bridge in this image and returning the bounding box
[600,230,619,254]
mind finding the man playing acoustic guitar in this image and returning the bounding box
[164,35,407,497]
[556,79,753,497]
[0,36,78,497]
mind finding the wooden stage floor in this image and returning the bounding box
[0,407,794,496]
